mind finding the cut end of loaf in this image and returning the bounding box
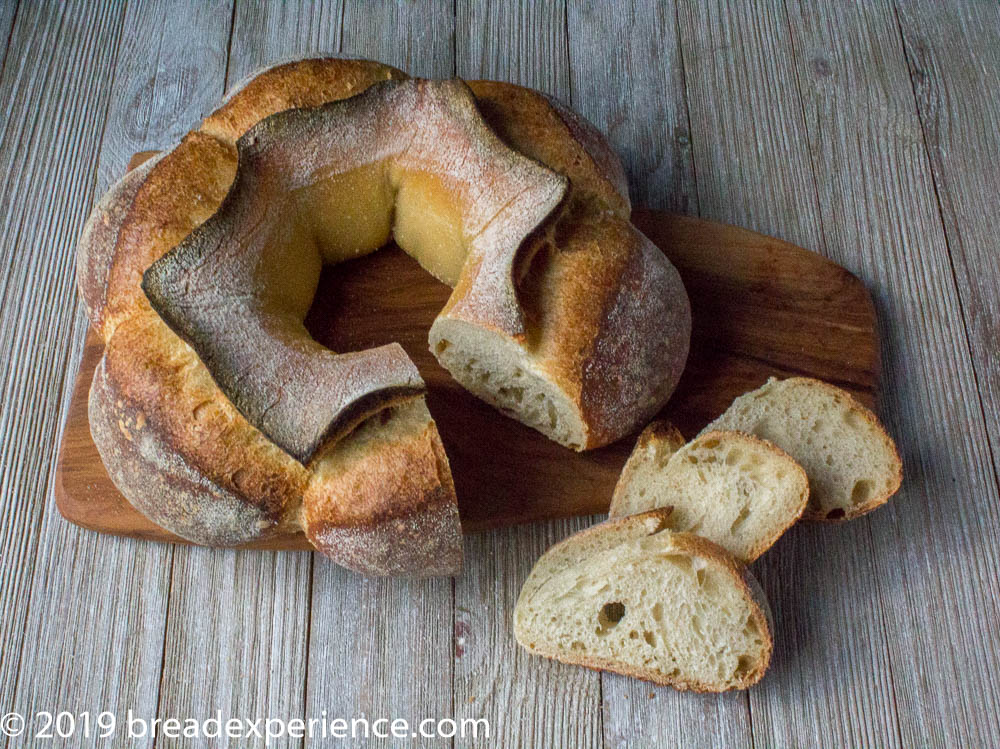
[429,318,588,450]
[514,513,773,691]
[704,377,902,522]
[303,397,463,577]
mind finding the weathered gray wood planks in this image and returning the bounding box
[453,2,603,746]
[2,1,1000,747]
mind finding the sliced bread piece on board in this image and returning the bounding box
[607,421,686,519]
[609,426,809,562]
[514,510,773,691]
[704,377,902,521]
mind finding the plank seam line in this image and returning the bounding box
[450,573,456,749]
[222,0,237,92]
[0,0,20,87]
[144,4,168,146]
[562,1,572,106]
[6,0,131,726]
[776,0,833,262]
[673,0,700,216]
[337,1,346,57]
[151,546,177,749]
[451,0,457,78]
[778,4,902,747]
[891,0,1000,508]
[301,553,314,749]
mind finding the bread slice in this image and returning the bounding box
[606,421,686,518]
[704,377,902,521]
[514,511,773,691]
[609,424,809,562]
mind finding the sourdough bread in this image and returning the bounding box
[78,57,693,574]
[609,424,808,562]
[514,511,773,691]
[607,420,686,519]
[703,377,902,521]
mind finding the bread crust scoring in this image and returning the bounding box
[77,57,692,573]
[79,59,463,575]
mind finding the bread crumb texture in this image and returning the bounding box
[514,512,772,691]
[704,377,902,521]
[610,423,809,562]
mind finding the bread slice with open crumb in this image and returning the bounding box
[607,421,686,519]
[703,377,902,521]
[609,424,809,562]
[513,510,773,691]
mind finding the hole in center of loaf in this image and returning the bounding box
[305,245,450,372]
[597,601,626,635]
[300,245,607,524]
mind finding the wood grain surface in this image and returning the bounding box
[54,196,878,543]
[3,2,1000,748]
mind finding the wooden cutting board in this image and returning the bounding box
[54,153,879,548]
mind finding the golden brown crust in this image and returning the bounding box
[201,57,408,144]
[79,58,463,575]
[576,222,691,445]
[145,77,565,462]
[94,313,306,544]
[457,83,691,449]
[77,56,690,575]
[90,347,289,545]
[100,132,238,340]
[637,419,686,451]
[540,92,631,207]
[303,404,462,576]
[76,154,163,332]
[466,80,630,216]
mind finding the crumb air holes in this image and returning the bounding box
[851,479,874,506]
[435,339,450,354]
[730,505,751,535]
[597,601,626,635]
